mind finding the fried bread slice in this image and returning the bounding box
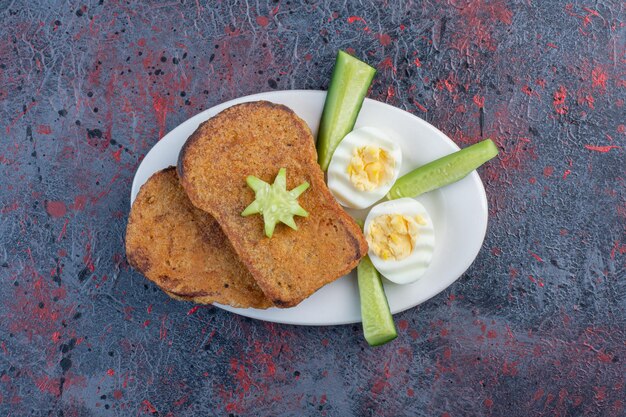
[178,101,368,307]
[125,167,272,309]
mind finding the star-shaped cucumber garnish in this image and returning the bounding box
[241,168,310,238]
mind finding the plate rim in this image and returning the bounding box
[130,89,488,326]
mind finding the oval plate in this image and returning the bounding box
[131,90,488,326]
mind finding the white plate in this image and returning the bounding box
[131,90,488,326]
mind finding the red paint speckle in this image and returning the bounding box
[502,360,519,376]
[398,319,408,331]
[159,316,168,340]
[597,351,613,363]
[412,99,428,112]
[377,33,392,46]
[224,25,241,36]
[347,16,366,24]
[563,169,572,179]
[543,166,554,177]
[1,201,18,214]
[142,400,157,414]
[37,125,52,134]
[256,16,269,27]
[578,93,595,109]
[592,66,608,89]
[584,144,621,153]
[57,218,69,241]
[152,95,168,139]
[186,305,200,315]
[36,375,61,396]
[174,394,189,407]
[487,330,497,339]
[609,241,626,260]
[530,252,544,262]
[106,369,115,376]
[529,177,536,184]
[528,275,544,287]
[379,56,396,74]
[473,94,485,108]
[70,195,87,211]
[407,388,414,397]
[617,124,625,134]
[521,85,535,96]
[112,148,122,162]
[438,73,457,93]
[414,57,422,67]
[46,201,67,218]
[553,85,568,115]
[484,398,494,408]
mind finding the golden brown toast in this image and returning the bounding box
[178,101,368,307]
[125,167,272,309]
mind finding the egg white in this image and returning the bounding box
[364,198,435,285]
[327,127,402,209]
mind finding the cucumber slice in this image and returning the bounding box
[358,255,398,347]
[387,139,499,200]
[317,50,377,171]
[241,168,309,238]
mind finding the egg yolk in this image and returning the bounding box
[366,214,426,261]
[347,146,395,191]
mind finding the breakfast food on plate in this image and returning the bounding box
[124,49,500,348]
[363,198,435,284]
[178,101,368,307]
[327,126,402,209]
[125,167,272,309]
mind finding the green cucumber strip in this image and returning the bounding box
[387,139,499,200]
[317,50,377,171]
[358,255,398,347]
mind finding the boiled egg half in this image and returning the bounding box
[364,198,435,284]
[327,127,402,209]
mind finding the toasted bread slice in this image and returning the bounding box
[125,167,272,309]
[178,101,368,307]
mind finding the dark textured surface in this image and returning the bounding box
[0,1,624,416]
